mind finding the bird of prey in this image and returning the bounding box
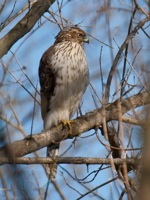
[39,26,89,180]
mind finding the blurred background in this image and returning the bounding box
[0,0,150,199]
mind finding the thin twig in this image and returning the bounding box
[105,16,150,102]
[0,60,40,105]
[10,51,40,95]
[76,177,118,200]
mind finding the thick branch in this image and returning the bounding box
[0,90,149,158]
[0,0,55,58]
[0,157,139,166]
[122,116,145,126]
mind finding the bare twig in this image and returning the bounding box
[105,16,150,102]
[0,0,55,58]
[0,60,40,105]
[76,177,118,200]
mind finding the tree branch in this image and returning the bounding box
[0,0,55,58]
[105,15,150,102]
[122,116,145,126]
[0,90,149,159]
[0,157,139,166]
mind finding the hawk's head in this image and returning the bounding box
[55,27,89,45]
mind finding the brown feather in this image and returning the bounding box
[38,26,89,181]
[39,47,56,120]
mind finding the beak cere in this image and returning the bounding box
[83,36,89,43]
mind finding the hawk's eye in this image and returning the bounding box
[78,33,83,37]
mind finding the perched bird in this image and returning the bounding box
[39,26,89,181]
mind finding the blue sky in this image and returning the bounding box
[0,0,150,199]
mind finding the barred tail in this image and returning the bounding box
[45,144,59,181]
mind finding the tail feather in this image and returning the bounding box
[45,144,59,181]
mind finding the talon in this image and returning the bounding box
[62,120,74,134]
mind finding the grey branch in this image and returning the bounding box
[0,157,139,165]
[0,0,55,58]
[0,90,149,159]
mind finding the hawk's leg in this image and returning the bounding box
[62,120,74,135]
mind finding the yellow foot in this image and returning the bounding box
[62,120,74,135]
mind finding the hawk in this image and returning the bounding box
[39,27,89,180]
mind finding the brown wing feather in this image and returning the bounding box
[39,47,56,120]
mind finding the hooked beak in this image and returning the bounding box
[83,36,89,44]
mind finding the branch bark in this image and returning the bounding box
[0,157,139,165]
[0,90,149,158]
[0,0,55,58]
